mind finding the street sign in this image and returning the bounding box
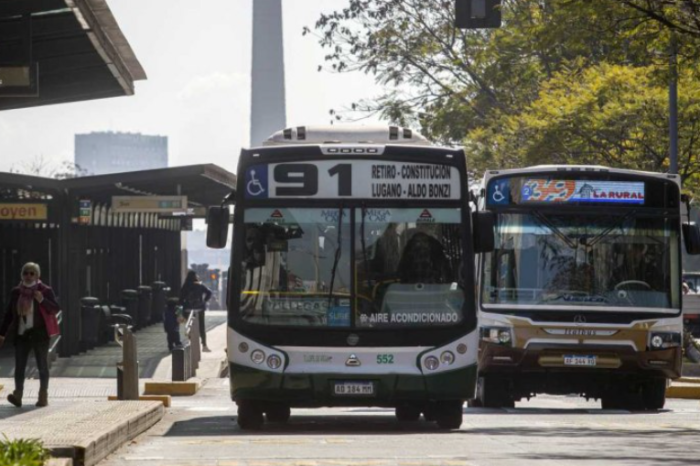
[79,199,92,225]
[455,0,502,29]
[0,203,48,221]
[0,64,39,97]
[112,196,188,213]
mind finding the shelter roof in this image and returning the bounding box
[0,0,146,111]
[0,164,237,212]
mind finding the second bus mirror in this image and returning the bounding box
[473,211,495,253]
[206,206,230,249]
[683,222,700,255]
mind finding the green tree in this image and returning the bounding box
[311,0,700,191]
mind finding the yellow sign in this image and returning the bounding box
[112,196,188,213]
[0,203,48,221]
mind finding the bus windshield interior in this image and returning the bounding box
[240,208,352,327]
[482,212,680,311]
[354,208,464,328]
[238,207,466,328]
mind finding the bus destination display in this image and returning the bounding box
[244,160,460,200]
[488,178,645,206]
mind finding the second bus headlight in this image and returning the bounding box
[649,332,681,350]
[481,327,513,346]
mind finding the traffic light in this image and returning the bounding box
[455,0,502,29]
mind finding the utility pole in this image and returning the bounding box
[670,33,679,175]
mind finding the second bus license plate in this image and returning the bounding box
[564,355,597,367]
[334,381,374,396]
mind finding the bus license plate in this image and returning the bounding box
[564,355,597,367]
[334,381,374,396]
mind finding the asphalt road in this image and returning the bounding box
[99,378,700,466]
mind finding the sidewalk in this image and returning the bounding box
[0,315,229,466]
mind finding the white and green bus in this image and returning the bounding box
[207,126,493,429]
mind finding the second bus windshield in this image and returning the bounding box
[482,212,680,311]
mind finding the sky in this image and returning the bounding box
[0,0,382,174]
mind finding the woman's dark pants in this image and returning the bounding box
[14,331,50,392]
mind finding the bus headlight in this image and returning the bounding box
[440,351,455,365]
[482,327,513,346]
[649,332,681,350]
[267,354,282,369]
[251,349,266,364]
[424,356,440,371]
[238,342,249,353]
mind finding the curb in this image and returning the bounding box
[0,401,164,466]
[667,384,700,399]
[47,459,73,466]
[677,377,700,384]
[143,379,201,396]
[108,395,172,407]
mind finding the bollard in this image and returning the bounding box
[114,318,139,400]
[151,281,168,324]
[80,297,100,352]
[121,289,139,329]
[137,285,153,328]
[187,310,202,371]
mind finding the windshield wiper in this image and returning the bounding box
[327,206,344,309]
[360,205,372,288]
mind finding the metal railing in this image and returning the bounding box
[172,310,202,381]
[48,310,62,368]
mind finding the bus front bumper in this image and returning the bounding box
[229,363,477,407]
[479,341,682,380]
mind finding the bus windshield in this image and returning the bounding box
[482,212,680,312]
[240,208,352,327]
[355,208,465,328]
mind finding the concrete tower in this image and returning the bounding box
[250,0,286,147]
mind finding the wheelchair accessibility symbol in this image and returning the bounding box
[247,170,265,196]
[245,166,268,199]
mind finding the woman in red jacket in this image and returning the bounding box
[0,262,60,408]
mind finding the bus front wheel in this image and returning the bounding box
[479,376,515,409]
[265,404,292,423]
[642,379,667,411]
[435,402,464,430]
[395,405,421,422]
[237,402,264,430]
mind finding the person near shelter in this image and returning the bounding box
[0,263,60,408]
[180,270,213,352]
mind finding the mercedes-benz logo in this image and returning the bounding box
[347,333,359,346]
[573,315,587,325]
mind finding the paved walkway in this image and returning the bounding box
[0,311,227,379]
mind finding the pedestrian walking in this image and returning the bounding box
[0,263,60,408]
[179,270,212,352]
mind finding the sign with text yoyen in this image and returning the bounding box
[0,203,48,221]
[112,196,188,213]
[244,160,461,200]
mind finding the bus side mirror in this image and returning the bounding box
[473,211,495,253]
[683,222,700,255]
[206,206,229,249]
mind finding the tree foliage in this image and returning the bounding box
[311,0,700,192]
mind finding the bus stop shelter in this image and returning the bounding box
[0,164,236,356]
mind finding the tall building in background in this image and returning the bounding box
[75,132,168,175]
[250,0,286,147]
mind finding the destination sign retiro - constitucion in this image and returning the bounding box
[244,160,461,200]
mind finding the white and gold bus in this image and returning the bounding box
[475,165,700,410]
